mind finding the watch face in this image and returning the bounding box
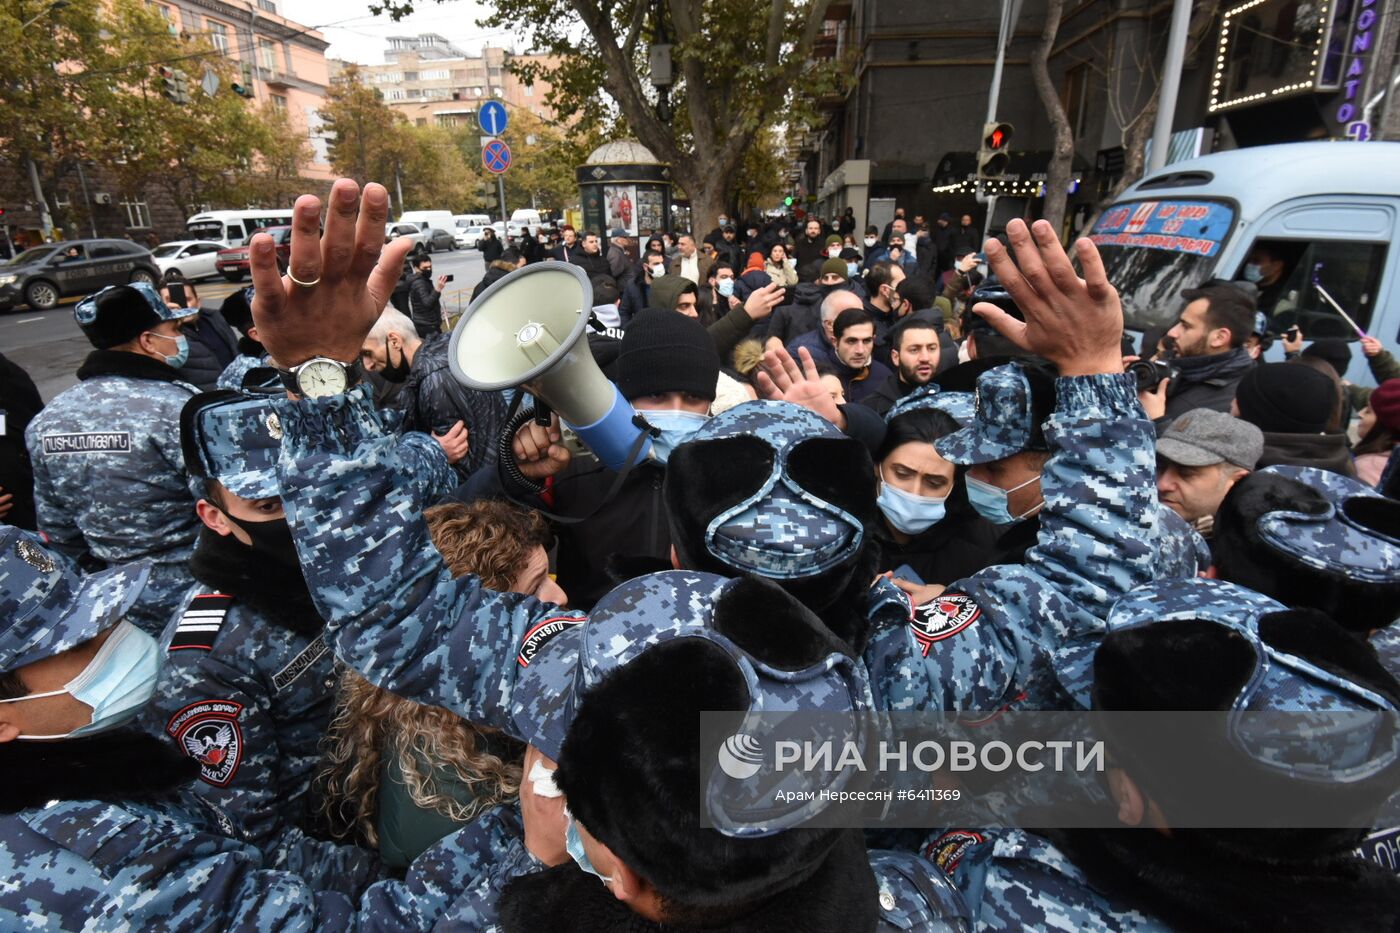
[297,359,348,398]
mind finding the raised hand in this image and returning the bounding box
[744,282,785,321]
[513,413,572,480]
[248,179,415,368]
[756,345,847,430]
[971,218,1124,377]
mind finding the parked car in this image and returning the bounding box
[425,228,457,252]
[150,240,225,282]
[0,239,160,312]
[216,226,293,283]
[454,225,485,249]
[384,222,430,250]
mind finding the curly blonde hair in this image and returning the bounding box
[318,501,552,846]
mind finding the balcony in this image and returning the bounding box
[811,33,837,60]
[261,68,294,89]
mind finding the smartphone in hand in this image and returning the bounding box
[445,274,455,282]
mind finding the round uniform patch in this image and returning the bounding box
[924,830,985,873]
[909,593,981,657]
[517,616,584,667]
[166,699,245,787]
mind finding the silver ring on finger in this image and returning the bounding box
[287,269,322,288]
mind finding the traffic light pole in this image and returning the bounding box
[982,0,1021,244]
[26,156,54,241]
[1147,0,1192,175]
[497,175,507,226]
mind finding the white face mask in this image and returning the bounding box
[0,622,160,740]
[864,237,878,248]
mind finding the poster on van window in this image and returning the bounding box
[1090,201,1235,257]
[604,185,637,236]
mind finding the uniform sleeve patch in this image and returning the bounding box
[923,830,985,873]
[910,593,981,656]
[518,616,585,667]
[168,594,233,652]
[166,699,244,787]
[41,432,131,454]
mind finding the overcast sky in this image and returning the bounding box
[281,0,534,64]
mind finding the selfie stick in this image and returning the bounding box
[1311,264,1368,338]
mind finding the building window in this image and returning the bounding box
[208,20,229,54]
[422,68,450,80]
[404,72,419,82]
[258,39,277,72]
[383,89,405,101]
[524,84,534,97]
[257,0,277,12]
[120,198,151,229]
[271,94,288,111]
[373,72,402,84]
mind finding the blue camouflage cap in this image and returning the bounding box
[514,570,872,835]
[181,391,285,500]
[1088,579,1399,782]
[885,385,976,426]
[74,282,198,328]
[935,364,1038,464]
[0,528,150,674]
[1250,465,1400,586]
[684,401,867,580]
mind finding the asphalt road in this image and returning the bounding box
[1,247,487,403]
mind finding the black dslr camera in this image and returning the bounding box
[1128,349,1179,394]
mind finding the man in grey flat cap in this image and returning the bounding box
[1155,407,1263,538]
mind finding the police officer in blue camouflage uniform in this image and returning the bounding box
[25,283,202,635]
[923,578,1400,930]
[140,390,415,883]
[0,528,507,930]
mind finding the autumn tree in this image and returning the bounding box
[0,0,120,232]
[368,0,843,235]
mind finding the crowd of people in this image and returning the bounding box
[0,177,1398,931]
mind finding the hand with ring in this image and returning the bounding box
[248,179,415,368]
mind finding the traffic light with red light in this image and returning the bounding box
[977,121,1014,179]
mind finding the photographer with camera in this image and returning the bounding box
[1137,281,1258,425]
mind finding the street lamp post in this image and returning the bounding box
[18,0,70,241]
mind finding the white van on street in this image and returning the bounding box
[1091,141,1400,385]
[398,211,457,235]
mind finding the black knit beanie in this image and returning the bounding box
[615,309,719,402]
[1234,362,1335,434]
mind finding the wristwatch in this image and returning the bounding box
[275,357,362,398]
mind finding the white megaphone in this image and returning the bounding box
[448,262,653,471]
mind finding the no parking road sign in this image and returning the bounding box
[482,139,512,175]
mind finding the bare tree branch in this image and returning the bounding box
[1030,0,1073,230]
[622,0,648,57]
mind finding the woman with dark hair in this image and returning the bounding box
[1354,378,1400,487]
[643,236,666,260]
[873,406,999,585]
[318,500,566,867]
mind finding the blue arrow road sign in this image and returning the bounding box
[478,100,509,137]
[483,139,512,174]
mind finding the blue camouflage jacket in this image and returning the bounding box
[861,373,1160,712]
[25,351,200,634]
[141,583,381,888]
[0,787,483,931]
[918,828,1166,931]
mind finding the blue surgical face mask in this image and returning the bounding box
[965,473,1042,525]
[847,262,859,278]
[1242,263,1264,283]
[151,331,189,368]
[644,409,709,464]
[717,278,735,297]
[0,621,161,740]
[565,808,614,885]
[876,477,948,535]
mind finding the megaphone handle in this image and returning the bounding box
[534,399,553,427]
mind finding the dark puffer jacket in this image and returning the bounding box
[399,333,509,478]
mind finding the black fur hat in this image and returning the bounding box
[552,576,855,910]
[1214,468,1400,633]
